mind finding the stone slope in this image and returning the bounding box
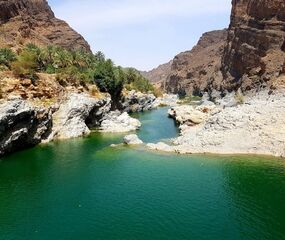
[221,0,285,91]
[0,0,91,51]
[164,30,228,96]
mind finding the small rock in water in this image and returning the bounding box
[123,134,143,145]
[146,142,174,152]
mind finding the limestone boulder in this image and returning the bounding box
[100,111,141,133]
[123,134,143,145]
[47,93,111,140]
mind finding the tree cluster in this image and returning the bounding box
[0,44,156,108]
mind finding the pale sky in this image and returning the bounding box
[48,0,232,71]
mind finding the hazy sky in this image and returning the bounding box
[48,0,232,71]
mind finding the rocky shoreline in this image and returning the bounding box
[2,87,284,159]
[0,90,162,157]
[146,90,285,158]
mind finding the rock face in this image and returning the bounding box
[221,0,285,91]
[158,1,285,96]
[47,93,111,140]
[0,72,64,100]
[0,98,52,156]
[141,61,173,88]
[0,0,91,51]
[121,90,156,113]
[100,111,141,133]
[165,30,228,96]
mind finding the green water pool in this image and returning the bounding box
[0,107,284,240]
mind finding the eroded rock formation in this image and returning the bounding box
[0,0,91,51]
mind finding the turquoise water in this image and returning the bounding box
[0,107,285,240]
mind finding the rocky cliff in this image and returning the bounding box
[162,0,285,96]
[0,0,91,51]
[221,0,285,91]
[165,30,227,96]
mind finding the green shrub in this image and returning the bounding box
[11,50,37,79]
[3,44,157,108]
[56,66,79,85]
[45,64,56,74]
[0,48,16,69]
[124,68,154,93]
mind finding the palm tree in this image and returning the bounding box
[53,47,72,69]
[94,51,105,63]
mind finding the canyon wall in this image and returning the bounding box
[165,30,227,96]
[0,0,91,52]
[221,0,285,91]
[141,61,173,88]
[157,0,285,96]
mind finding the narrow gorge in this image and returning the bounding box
[0,1,285,239]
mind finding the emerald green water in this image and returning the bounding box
[0,108,285,240]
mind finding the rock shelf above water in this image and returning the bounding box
[148,90,285,158]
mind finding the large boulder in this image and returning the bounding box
[121,90,156,113]
[0,98,52,156]
[168,104,219,126]
[47,93,111,140]
[100,111,141,133]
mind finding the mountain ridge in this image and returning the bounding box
[0,0,91,52]
[144,0,285,96]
